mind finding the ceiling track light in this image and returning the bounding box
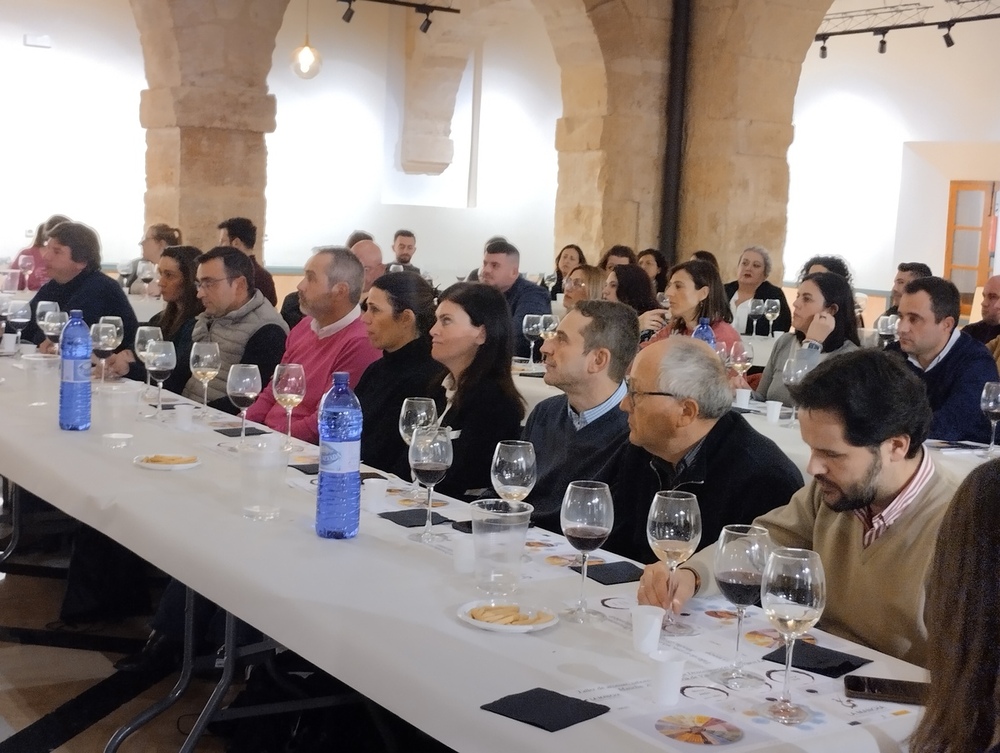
[343,0,355,22]
[819,36,828,58]
[419,10,432,33]
[942,23,955,46]
[877,33,887,53]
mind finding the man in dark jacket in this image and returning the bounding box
[598,337,803,562]
[478,239,551,358]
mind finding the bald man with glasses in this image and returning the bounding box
[596,337,802,562]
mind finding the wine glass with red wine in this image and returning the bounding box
[560,480,614,623]
[407,425,453,544]
[712,524,772,689]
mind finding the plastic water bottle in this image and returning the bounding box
[692,317,716,347]
[59,309,91,431]
[316,372,362,539]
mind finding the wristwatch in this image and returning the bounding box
[802,340,822,352]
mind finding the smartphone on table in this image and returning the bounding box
[843,675,929,705]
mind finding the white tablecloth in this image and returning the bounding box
[0,362,928,753]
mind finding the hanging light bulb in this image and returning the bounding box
[292,0,321,79]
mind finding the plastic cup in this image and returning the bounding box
[101,432,133,450]
[469,499,533,601]
[174,403,195,431]
[631,605,666,654]
[735,388,752,409]
[0,333,16,354]
[239,435,289,521]
[22,353,59,406]
[97,381,143,433]
[363,477,388,500]
[650,649,685,707]
[766,400,783,424]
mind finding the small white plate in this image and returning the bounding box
[133,454,201,471]
[457,600,558,633]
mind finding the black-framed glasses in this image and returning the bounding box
[624,375,676,401]
[195,276,234,290]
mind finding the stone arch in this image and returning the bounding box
[130,0,290,253]
[679,0,834,280]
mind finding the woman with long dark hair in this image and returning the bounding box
[910,459,1000,753]
[738,271,860,405]
[637,248,669,294]
[107,245,203,393]
[430,283,525,500]
[602,263,659,314]
[548,244,586,298]
[355,272,445,478]
[644,260,741,350]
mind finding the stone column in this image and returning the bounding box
[130,0,289,255]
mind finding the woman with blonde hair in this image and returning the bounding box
[561,264,605,311]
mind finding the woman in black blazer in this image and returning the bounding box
[723,245,791,336]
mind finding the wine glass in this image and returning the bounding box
[2,270,21,294]
[537,314,559,353]
[712,524,772,688]
[560,480,614,623]
[90,323,118,385]
[226,364,262,447]
[646,490,702,635]
[272,363,307,450]
[190,341,221,417]
[979,382,1000,458]
[763,299,781,338]
[713,342,730,366]
[748,299,765,337]
[35,301,59,327]
[41,311,69,355]
[8,301,31,357]
[146,341,177,419]
[388,263,405,273]
[407,425,453,544]
[117,260,133,290]
[757,548,826,725]
[490,440,536,501]
[781,349,819,428]
[18,255,34,285]
[134,326,163,400]
[730,340,754,379]
[521,314,543,371]
[99,316,125,352]
[136,260,156,300]
[398,397,438,495]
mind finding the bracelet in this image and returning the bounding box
[679,566,701,596]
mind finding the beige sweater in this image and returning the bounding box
[688,462,958,667]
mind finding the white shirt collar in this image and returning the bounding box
[310,305,361,339]
[907,327,960,372]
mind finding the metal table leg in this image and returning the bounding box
[178,609,238,752]
[0,479,22,565]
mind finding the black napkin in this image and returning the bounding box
[291,464,319,475]
[215,427,269,438]
[378,510,452,528]
[518,372,545,379]
[481,688,609,732]
[570,561,643,585]
[150,403,177,410]
[762,641,872,678]
[361,472,386,481]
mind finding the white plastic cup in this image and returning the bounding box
[649,649,685,707]
[239,435,289,521]
[97,381,143,433]
[363,477,388,500]
[22,353,59,406]
[734,388,752,409]
[101,432,133,450]
[766,400,783,424]
[452,534,475,574]
[469,499,533,600]
[0,333,16,354]
[174,403,195,431]
[631,605,666,654]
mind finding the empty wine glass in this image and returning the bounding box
[388,263,405,273]
[407,425,453,544]
[712,524,772,689]
[757,548,826,725]
[490,440,536,501]
[99,316,125,352]
[560,480,614,623]
[8,301,31,357]
[646,490,702,635]
[134,326,163,400]
[399,397,438,495]
[190,341,221,417]
[136,260,156,300]
[875,314,899,348]
[713,342,730,366]
[146,341,177,419]
[91,323,118,385]
[763,299,781,337]
[979,382,1000,458]
[226,364,262,448]
[522,314,543,371]
[41,311,69,356]
[748,299,765,337]
[34,301,59,348]
[781,349,819,428]
[730,340,754,379]
[272,363,306,451]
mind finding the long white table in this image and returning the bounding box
[0,361,928,753]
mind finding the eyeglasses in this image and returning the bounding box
[563,278,582,291]
[195,277,234,290]
[624,375,676,402]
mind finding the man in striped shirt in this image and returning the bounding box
[639,348,960,667]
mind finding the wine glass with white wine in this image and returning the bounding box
[763,299,781,338]
[272,363,307,451]
[646,490,702,635]
[190,341,221,418]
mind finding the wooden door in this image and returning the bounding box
[944,180,998,318]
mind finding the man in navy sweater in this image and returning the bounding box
[889,276,998,443]
[522,300,638,531]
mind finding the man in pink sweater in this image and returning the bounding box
[246,246,381,444]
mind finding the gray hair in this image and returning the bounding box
[655,338,732,419]
[741,245,772,278]
[312,246,364,304]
